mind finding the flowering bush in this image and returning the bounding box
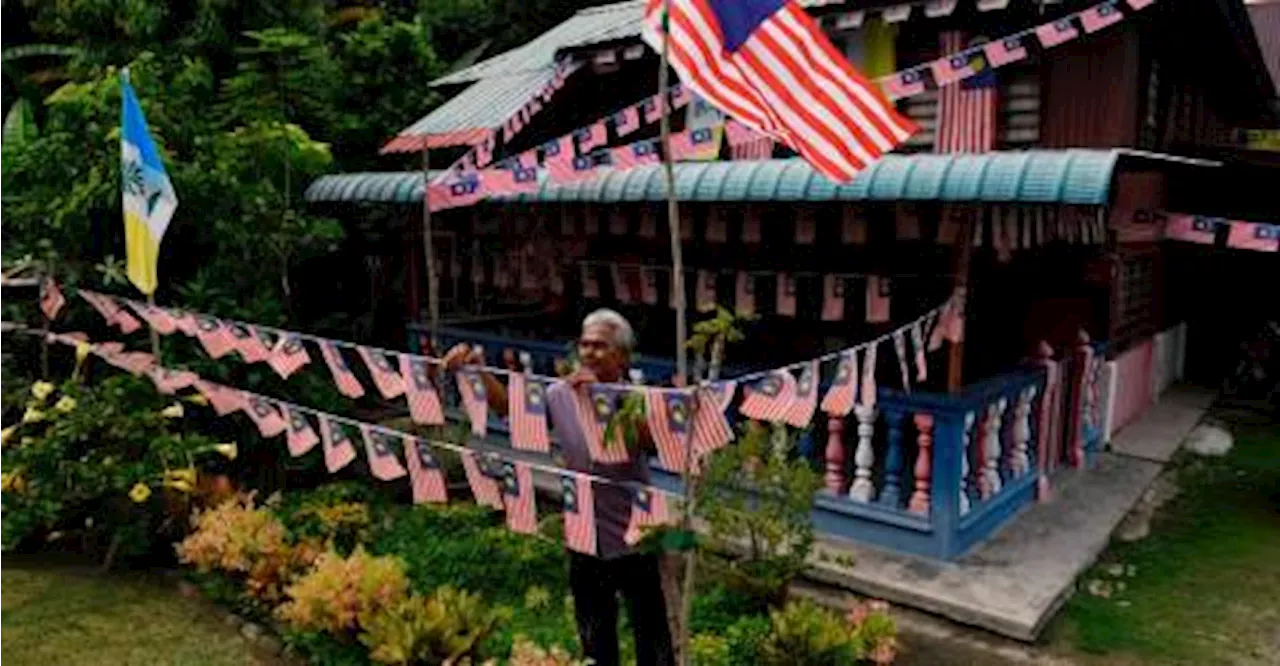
[753,598,898,665]
[359,586,511,665]
[504,636,590,666]
[275,546,411,635]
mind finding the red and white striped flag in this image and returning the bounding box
[320,341,366,399]
[149,367,198,395]
[167,308,198,336]
[457,371,489,436]
[930,50,978,88]
[501,460,538,534]
[285,406,320,457]
[508,373,551,453]
[734,272,756,317]
[360,425,408,481]
[822,275,845,321]
[575,385,631,464]
[708,380,737,412]
[401,354,445,425]
[692,386,735,457]
[461,450,504,510]
[194,379,245,417]
[575,120,607,154]
[911,321,928,382]
[724,119,774,160]
[79,290,119,325]
[625,487,672,545]
[860,342,879,407]
[127,300,175,334]
[357,346,406,399]
[785,361,819,428]
[1080,1,1124,33]
[269,333,311,379]
[866,275,891,323]
[107,351,156,376]
[95,292,141,333]
[881,70,926,101]
[1164,214,1219,244]
[611,140,661,171]
[1035,18,1080,48]
[245,395,287,438]
[40,278,66,321]
[405,438,448,504]
[641,94,666,124]
[227,323,272,363]
[739,370,798,423]
[319,416,357,473]
[776,273,797,317]
[1226,222,1279,252]
[640,267,660,304]
[820,350,858,417]
[640,0,916,182]
[646,389,695,472]
[561,472,597,555]
[935,32,998,154]
[614,105,641,136]
[983,35,1028,68]
[194,316,236,359]
[483,166,539,196]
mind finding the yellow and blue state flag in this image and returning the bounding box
[120,72,177,295]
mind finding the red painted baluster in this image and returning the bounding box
[1068,330,1093,467]
[824,416,847,494]
[908,413,934,514]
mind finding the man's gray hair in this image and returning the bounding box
[582,308,635,352]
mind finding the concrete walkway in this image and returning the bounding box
[802,384,1214,641]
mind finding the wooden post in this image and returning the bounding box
[947,206,977,392]
[908,413,934,514]
[421,142,441,345]
[824,416,846,494]
[658,3,686,383]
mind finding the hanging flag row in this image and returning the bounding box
[42,331,681,556]
[1164,213,1279,252]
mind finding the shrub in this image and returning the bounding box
[689,633,732,666]
[747,598,898,665]
[359,586,510,665]
[276,546,411,636]
[506,636,590,666]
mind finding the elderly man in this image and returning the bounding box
[442,308,675,666]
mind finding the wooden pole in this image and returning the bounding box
[422,142,441,345]
[947,206,977,392]
[658,0,687,383]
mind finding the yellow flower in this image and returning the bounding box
[183,394,209,406]
[74,341,91,365]
[164,478,194,493]
[164,467,197,487]
[161,403,185,419]
[0,473,12,492]
[30,381,55,402]
[213,442,238,460]
[0,425,16,447]
[21,407,46,424]
[54,396,77,413]
[129,483,152,503]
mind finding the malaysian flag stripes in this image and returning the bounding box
[285,406,320,456]
[1080,1,1124,33]
[194,379,244,417]
[401,354,445,425]
[983,36,1028,68]
[406,438,448,504]
[668,126,723,161]
[227,323,272,363]
[692,386,735,456]
[785,361,819,428]
[561,472,597,555]
[893,330,912,392]
[79,291,124,330]
[461,450,504,510]
[1035,18,1080,48]
[611,140,661,171]
[167,308,198,336]
[456,371,489,436]
[541,135,573,168]
[104,350,156,376]
[641,94,665,124]
[820,350,858,417]
[575,121,607,154]
[484,166,540,196]
[646,389,695,472]
[1127,0,1154,10]
[360,426,408,481]
[508,373,551,453]
[1163,213,1218,244]
[881,69,926,101]
[625,487,672,546]
[671,83,693,108]
[930,49,978,87]
[194,316,236,359]
[127,300,175,334]
[860,342,879,407]
[149,367,198,395]
[319,416,358,473]
[935,32,998,153]
[576,385,632,464]
[739,370,798,423]
[548,155,602,184]
[724,119,774,160]
[357,346,406,399]
[320,341,366,399]
[502,460,538,534]
[614,105,642,136]
[911,321,929,382]
[1226,222,1280,252]
[246,395,288,438]
[40,278,66,321]
[269,334,311,379]
[709,380,738,412]
[641,0,916,182]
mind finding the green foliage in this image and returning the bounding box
[758,599,862,666]
[359,586,511,665]
[276,546,411,635]
[688,306,754,381]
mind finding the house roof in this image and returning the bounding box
[1248,0,1280,95]
[307,149,1132,206]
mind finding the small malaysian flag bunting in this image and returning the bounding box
[709,380,738,412]
[671,84,692,109]
[149,367,198,395]
[406,439,448,504]
[1126,0,1154,10]
[541,135,573,169]
[576,385,631,464]
[930,50,979,87]
[735,272,756,317]
[401,354,445,425]
[562,472,597,555]
[320,341,366,399]
[285,406,320,456]
[360,426,408,481]
[194,316,236,359]
[911,321,929,382]
[246,395,287,438]
[883,69,926,101]
[641,94,665,124]
[166,308,198,336]
[822,275,845,321]
[40,278,66,321]
[692,386,735,457]
[457,371,489,437]
[611,140,660,170]
[821,351,858,417]
[640,267,660,305]
[128,300,175,334]
[696,270,717,313]
[785,361,820,428]
[227,323,272,363]
[484,166,540,196]
[502,460,538,535]
[1080,1,1124,33]
[508,373,551,453]
[1163,214,1218,244]
[625,487,671,545]
[646,389,695,472]
[668,126,723,161]
[1035,18,1080,48]
[79,290,121,325]
[984,36,1028,68]
[893,330,912,392]
[575,121,607,154]
[860,343,879,407]
[195,379,245,417]
[776,273,797,317]
[461,450,504,510]
[548,155,601,184]
[725,120,774,160]
[866,276,891,323]
[269,333,311,379]
[319,416,358,473]
[357,346,406,399]
[1226,221,1279,252]
[739,371,798,424]
[614,105,641,136]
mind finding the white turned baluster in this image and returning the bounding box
[1010,387,1035,477]
[981,399,1006,498]
[960,411,975,516]
[848,404,878,502]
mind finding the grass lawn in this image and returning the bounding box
[1046,416,1280,665]
[2,563,278,666]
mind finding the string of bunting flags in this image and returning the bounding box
[425,0,1154,212]
[1164,212,1279,252]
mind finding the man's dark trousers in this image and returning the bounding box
[569,551,675,666]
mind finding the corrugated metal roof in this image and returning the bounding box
[385,68,558,151]
[305,151,1122,205]
[432,1,645,87]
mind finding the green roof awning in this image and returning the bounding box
[305,150,1126,206]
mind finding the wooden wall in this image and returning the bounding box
[1040,25,1142,149]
